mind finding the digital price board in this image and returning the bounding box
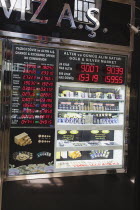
[58,50,127,84]
[11,45,56,127]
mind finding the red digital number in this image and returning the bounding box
[41,104,53,108]
[22,92,35,97]
[41,65,54,70]
[106,67,124,75]
[21,120,34,124]
[80,65,99,73]
[41,109,53,114]
[40,98,53,103]
[23,81,36,85]
[78,74,90,81]
[40,87,53,92]
[24,64,36,68]
[40,115,52,119]
[22,86,36,91]
[23,70,36,74]
[22,103,35,108]
[119,68,124,75]
[105,76,123,84]
[92,75,99,82]
[22,75,36,80]
[22,109,35,113]
[41,76,54,81]
[40,93,53,97]
[41,71,54,75]
[39,120,52,124]
[41,82,54,86]
[22,98,35,102]
[21,114,34,119]
[78,74,99,83]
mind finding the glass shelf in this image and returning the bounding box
[55,82,125,172]
[56,141,123,151]
[58,110,124,114]
[55,158,122,170]
[58,97,124,102]
[56,125,124,130]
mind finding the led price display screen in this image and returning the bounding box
[58,50,127,84]
[11,45,56,127]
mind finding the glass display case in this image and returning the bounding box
[54,82,125,171]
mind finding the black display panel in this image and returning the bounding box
[11,45,56,127]
[9,128,54,176]
[57,130,114,142]
[0,1,131,46]
[58,50,127,84]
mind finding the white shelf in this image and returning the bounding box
[56,124,123,131]
[56,145,123,151]
[55,164,123,171]
[58,110,123,114]
[58,97,124,102]
[58,82,125,89]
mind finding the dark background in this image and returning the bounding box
[57,130,114,141]
[0,0,131,46]
[10,128,55,168]
[2,174,135,210]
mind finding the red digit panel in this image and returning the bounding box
[78,74,85,81]
[92,75,99,82]
[105,76,111,83]
[104,76,124,84]
[106,67,124,76]
[23,70,36,74]
[110,76,115,83]
[80,65,86,72]
[85,74,90,81]
[106,67,112,74]
[118,76,123,83]
[119,68,124,75]
[41,65,54,70]
[95,66,99,73]
[80,65,99,73]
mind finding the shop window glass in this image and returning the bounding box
[74,0,95,23]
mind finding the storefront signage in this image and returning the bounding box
[0,0,101,38]
[0,1,131,45]
[8,42,126,176]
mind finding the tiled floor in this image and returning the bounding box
[2,174,135,210]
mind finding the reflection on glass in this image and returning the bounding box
[74,0,95,23]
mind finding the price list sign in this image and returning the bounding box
[11,45,56,127]
[58,50,127,84]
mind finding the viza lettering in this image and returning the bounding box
[0,0,101,38]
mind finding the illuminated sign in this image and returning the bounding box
[58,50,126,84]
[11,45,56,127]
[78,65,124,84]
